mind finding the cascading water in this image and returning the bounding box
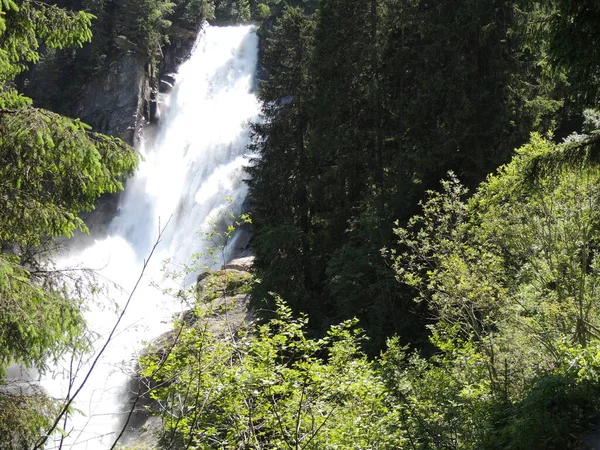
[42,24,260,449]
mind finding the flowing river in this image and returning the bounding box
[42,24,259,449]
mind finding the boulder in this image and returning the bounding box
[222,256,255,272]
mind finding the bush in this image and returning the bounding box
[490,374,600,450]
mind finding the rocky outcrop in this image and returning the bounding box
[73,22,198,145]
[73,54,151,144]
[119,257,254,449]
[222,255,254,272]
[70,25,199,236]
[21,23,199,147]
[161,25,198,79]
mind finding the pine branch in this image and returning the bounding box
[524,132,600,181]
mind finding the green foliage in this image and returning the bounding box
[0,0,93,108]
[0,391,62,449]
[247,5,317,317]
[494,374,599,450]
[0,0,137,374]
[0,108,138,248]
[381,0,560,190]
[483,342,600,449]
[179,0,215,27]
[248,0,564,354]
[141,297,404,449]
[388,133,600,448]
[0,254,86,372]
[145,129,600,450]
[485,147,600,348]
[197,269,252,302]
[0,1,140,446]
[216,0,317,23]
[213,0,251,23]
[254,2,270,19]
[381,337,497,450]
[524,0,600,107]
[3,0,598,447]
[250,223,311,316]
[380,337,600,450]
[112,0,176,60]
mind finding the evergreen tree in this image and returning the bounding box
[247,5,316,315]
[382,0,558,196]
[305,0,391,331]
[524,0,600,107]
[247,0,565,352]
[0,1,138,445]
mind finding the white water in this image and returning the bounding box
[42,24,259,449]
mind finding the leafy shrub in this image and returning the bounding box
[490,374,600,450]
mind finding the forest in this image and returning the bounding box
[2,0,600,448]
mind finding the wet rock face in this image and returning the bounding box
[149,26,198,124]
[162,26,198,77]
[72,26,197,141]
[72,54,149,144]
[73,29,197,235]
[70,26,198,234]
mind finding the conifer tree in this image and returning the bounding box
[0,1,138,445]
[247,5,316,314]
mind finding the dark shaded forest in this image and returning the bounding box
[249,0,599,353]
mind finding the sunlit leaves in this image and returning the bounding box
[392,132,600,416]
[0,391,61,449]
[0,254,85,372]
[0,1,142,447]
[112,0,175,60]
[140,296,400,449]
[0,0,94,105]
[0,108,138,247]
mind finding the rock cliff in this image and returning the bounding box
[73,54,151,144]
[18,18,201,235]
[71,24,199,145]
[118,257,255,449]
[20,21,199,147]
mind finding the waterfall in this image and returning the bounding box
[41,24,259,449]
